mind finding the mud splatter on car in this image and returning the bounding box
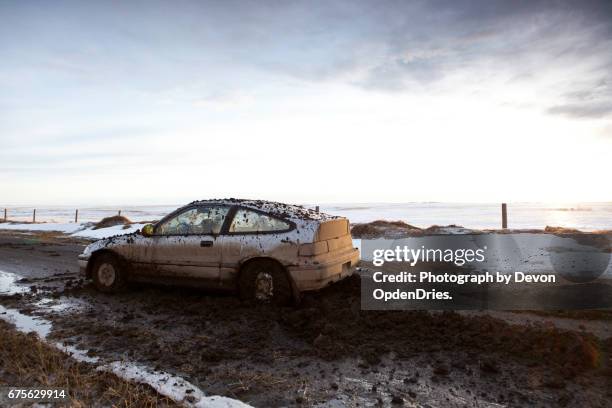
[78,199,359,304]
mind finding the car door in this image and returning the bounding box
[221,207,297,284]
[124,233,157,276]
[150,204,230,284]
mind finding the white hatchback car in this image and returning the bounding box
[78,199,359,304]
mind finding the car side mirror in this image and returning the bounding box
[141,224,155,237]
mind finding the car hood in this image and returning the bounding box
[80,231,140,257]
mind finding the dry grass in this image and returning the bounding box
[544,226,584,234]
[0,320,178,407]
[351,220,422,238]
[212,367,294,400]
[369,220,420,229]
[94,216,132,230]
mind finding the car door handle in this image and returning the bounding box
[200,240,213,247]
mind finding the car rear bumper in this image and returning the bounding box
[288,248,360,291]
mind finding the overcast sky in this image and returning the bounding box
[1,0,611,205]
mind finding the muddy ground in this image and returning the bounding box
[0,319,179,407]
[0,231,611,407]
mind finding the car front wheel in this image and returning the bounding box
[92,253,127,293]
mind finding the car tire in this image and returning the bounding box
[92,252,127,293]
[239,260,293,305]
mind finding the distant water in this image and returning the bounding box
[2,202,611,231]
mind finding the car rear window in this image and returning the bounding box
[229,209,290,233]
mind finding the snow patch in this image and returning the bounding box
[0,222,147,240]
[103,361,251,408]
[0,304,52,338]
[0,270,30,295]
[0,222,84,234]
[72,223,147,239]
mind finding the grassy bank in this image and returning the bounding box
[0,320,178,407]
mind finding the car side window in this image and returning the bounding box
[157,206,229,235]
[229,209,290,233]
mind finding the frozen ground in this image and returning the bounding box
[0,230,610,407]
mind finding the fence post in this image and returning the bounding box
[501,203,507,229]
[33,209,36,223]
[118,210,121,216]
[3,208,6,222]
[75,209,79,223]
[315,206,319,213]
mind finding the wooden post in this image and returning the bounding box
[3,208,6,222]
[118,210,121,216]
[315,206,320,213]
[75,209,79,223]
[33,209,36,223]
[501,203,507,229]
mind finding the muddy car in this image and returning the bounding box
[78,199,359,303]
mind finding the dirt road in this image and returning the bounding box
[0,231,611,407]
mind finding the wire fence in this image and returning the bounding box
[0,206,175,224]
[0,204,323,225]
[3,203,606,230]
[1,204,512,229]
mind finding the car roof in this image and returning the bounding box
[186,199,341,222]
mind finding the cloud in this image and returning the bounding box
[2,1,611,95]
[354,1,612,91]
[547,102,612,119]
[547,77,612,119]
[599,124,612,138]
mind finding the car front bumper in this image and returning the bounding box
[78,255,89,276]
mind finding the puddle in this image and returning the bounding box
[34,296,87,313]
[0,270,30,295]
[0,304,52,337]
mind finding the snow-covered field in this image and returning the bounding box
[0,222,147,240]
[2,202,611,231]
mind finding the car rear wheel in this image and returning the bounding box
[239,260,292,305]
[92,253,127,293]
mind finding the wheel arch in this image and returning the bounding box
[237,256,300,303]
[86,249,126,279]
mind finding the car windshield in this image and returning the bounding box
[157,206,229,235]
